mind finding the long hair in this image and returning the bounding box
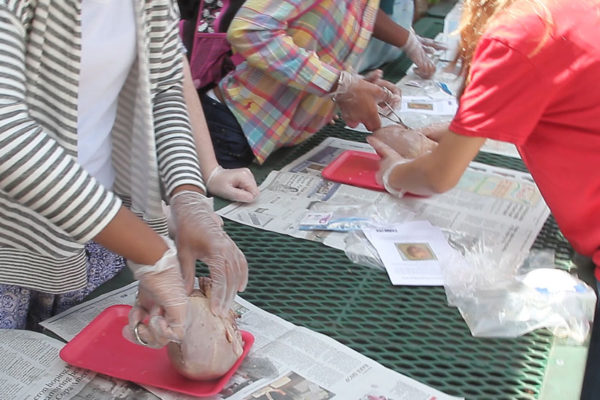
[456,0,553,82]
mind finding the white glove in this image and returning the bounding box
[332,71,387,131]
[402,30,436,79]
[206,165,259,203]
[124,237,188,348]
[170,190,248,316]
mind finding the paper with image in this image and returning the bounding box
[399,96,458,115]
[363,221,458,286]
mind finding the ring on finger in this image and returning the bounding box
[134,322,150,346]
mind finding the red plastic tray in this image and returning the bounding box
[59,304,254,397]
[322,150,385,191]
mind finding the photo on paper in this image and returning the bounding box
[406,101,434,111]
[243,371,334,399]
[395,242,437,261]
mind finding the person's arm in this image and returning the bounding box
[368,127,486,196]
[371,9,438,78]
[371,9,410,48]
[181,60,258,202]
[227,0,341,95]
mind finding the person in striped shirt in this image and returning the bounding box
[0,0,248,348]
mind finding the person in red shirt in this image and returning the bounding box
[370,0,600,275]
[368,0,600,397]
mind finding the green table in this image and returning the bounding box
[89,11,589,400]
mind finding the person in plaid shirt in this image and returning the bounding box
[198,0,434,168]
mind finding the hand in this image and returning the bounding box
[417,35,448,54]
[170,190,248,316]
[206,165,259,203]
[371,125,437,159]
[363,70,402,110]
[366,135,409,198]
[332,71,386,131]
[402,30,436,79]
[124,237,188,348]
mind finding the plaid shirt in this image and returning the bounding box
[219,0,378,164]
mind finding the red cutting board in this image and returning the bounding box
[59,304,253,397]
[322,150,385,191]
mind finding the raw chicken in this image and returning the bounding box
[167,278,244,380]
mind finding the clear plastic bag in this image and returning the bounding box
[341,204,418,271]
[441,237,597,343]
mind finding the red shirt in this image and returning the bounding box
[450,1,600,277]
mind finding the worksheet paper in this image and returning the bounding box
[363,221,458,286]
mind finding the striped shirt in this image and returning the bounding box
[0,0,204,293]
[219,0,378,164]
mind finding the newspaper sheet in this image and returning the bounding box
[0,329,157,400]
[218,137,549,270]
[41,284,461,400]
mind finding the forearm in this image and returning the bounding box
[371,9,410,48]
[386,129,486,195]
[182,59,219,180]
[94,206,168,265]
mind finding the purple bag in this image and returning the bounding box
[181,0,245,90]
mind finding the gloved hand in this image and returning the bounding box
[371,124,437,159]
[170,190,248,316]
[417,34,448,54]
[402,30,436,79]
[206,165,259,203]
[363,69,402,110]
[124,237,188,348]
[366,135,410,198]
[332,71,386,131]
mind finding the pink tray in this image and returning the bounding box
[322,150,385,191]
[60,304,253,397]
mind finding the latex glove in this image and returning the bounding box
[366,135,409,198]
[124,237,188,348]
[402,30,436,79]
[332,71,386,131]
[371,124,437,159]
[170,190,248,316]
[363,69,402,110]
[417,35,448,54]
[206,165,259,203]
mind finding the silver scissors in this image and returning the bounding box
[378,100,410,129]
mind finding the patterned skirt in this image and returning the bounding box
[0,242,126,330]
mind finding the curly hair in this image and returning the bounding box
[455,0,554,83]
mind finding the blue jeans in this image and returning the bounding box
[199,91,255,168]
[580,278,599,399]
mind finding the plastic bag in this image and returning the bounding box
[441,238,597,344]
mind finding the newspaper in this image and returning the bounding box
[218,137,550,270]
[0,328,157,400]
[41,284,462,400]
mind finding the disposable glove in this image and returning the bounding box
[371,124,437,159]
[332,71,386,131]
[124,237,188,348]
[170,190,248,316]
[206,165,259,203]
[402,30,436,79]
[417,34,448,54]
[362,69,402,110]
[367,135,410,198]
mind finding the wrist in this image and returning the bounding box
[330,71,356,101]
[171,184,205,198]
[206,165,224,188]
[382,159,410,198]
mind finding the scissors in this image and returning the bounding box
[378,100,410,129]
